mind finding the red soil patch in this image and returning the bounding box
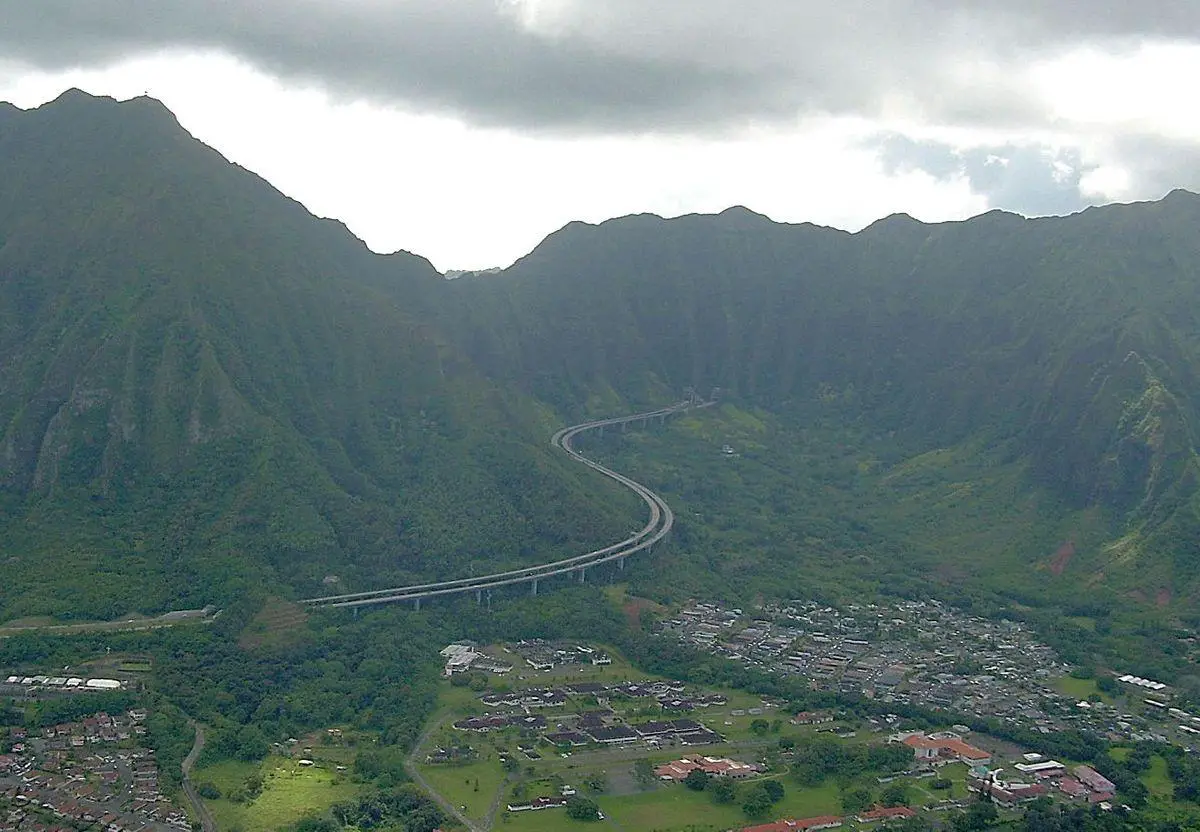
[1156,588,1172,607]
[1048,540,1075,576]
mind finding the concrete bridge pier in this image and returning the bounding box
[617,557,625,571]
[414,597,421,611]
[476,589,483,605]
[531,578,539,596]
[578,568,587,584]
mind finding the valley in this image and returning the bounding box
[5,90,1200,832]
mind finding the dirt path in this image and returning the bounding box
[407,715,481,832]
[482,771,515,830]
[182,721,217,832]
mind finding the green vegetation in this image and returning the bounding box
[0,92,639,623]
[4,90,1200,691]
[584,404,1200,677]
[417,755,505,822]
[11,89,1200,832]
[199,757,362,832]
[565,795,601,820]
[1054,676,1104,701]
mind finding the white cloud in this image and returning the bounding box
[1,32,1198,269]
[0,55,991,269]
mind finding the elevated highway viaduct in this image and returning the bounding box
[300,400,711,610]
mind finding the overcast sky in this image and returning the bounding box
[1,1,1197,270]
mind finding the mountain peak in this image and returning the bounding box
[718,205,770,220]
[1163,188,1199,205]
[47,87,117,108]
[864,211,923,228]
[31,88,184,133]
[710,205,777,229]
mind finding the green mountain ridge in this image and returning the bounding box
[442,189,1200,604]
[0,90,639,620]
[3,89,1200,632]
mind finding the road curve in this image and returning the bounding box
[301,401,708,609]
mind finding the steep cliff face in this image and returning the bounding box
[5,88,1200,620]
[443,191,1200,593]
[0,91,637,620]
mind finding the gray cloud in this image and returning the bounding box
[1,1,1198,134]
[874,131,1200,215]
[876,134,1096,216]
[1109,134,1200,196]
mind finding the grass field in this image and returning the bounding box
[416,754,508,822]
[500,778,843,832]
[1052,676,1104,701]
[196,756,360,832]
[1142,755,1174,799]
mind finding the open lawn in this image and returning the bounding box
[1056,677,1108,701]
[501,779,842,832]
[1143,755,1174,798]
[196,756,360,832]
[416,755,508,822]
[192,759,258,796]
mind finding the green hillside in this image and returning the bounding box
[4,89,1200,660]
[0,90,639,621]
[443,195,1200,614]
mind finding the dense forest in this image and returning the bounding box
[0,90,639,621]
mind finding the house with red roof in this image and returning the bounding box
[856,806,917,823]
[656,755,760,781]
[901,733,991,766]
[1073,765,1116,795]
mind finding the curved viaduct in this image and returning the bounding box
[300,400,710,610]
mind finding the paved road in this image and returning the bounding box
[301,400,711,610]
[0,608,218,638]
[182,722,217,832]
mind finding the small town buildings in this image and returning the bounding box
[1073,765,1117,795]
[968,777,1047,808]
[899,732,991,766]
[507,796,568,811]
[740,816,844,832]
[856,806,917,823]
[1058,777,1090,798]
[791,711,835,725]
[1014,760,1066,778]
[585,725,639,744]
[655,755,760,781]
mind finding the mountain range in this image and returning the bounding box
[2,89,1199,633]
